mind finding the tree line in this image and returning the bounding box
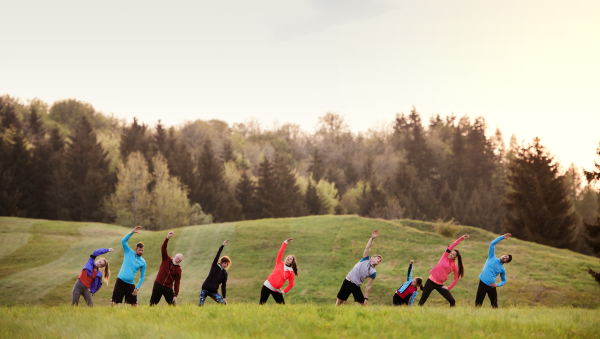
[1,95,599,257]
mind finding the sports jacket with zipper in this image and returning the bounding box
[117,232,146,289]
[266,241,295,294]
[396,263,418,306]
[201,245,228,298]
[154,237,182,296]
[478,236,507,287]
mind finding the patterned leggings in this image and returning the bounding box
[199,289,226,306]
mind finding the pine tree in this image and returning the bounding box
[504,138,576,248]
[405,107,436,180]
[8,125,32,217]
[272,153,304,217]
[222,139,234,164]
[236,170,257,220]
[45,129,71,220]
[583,142,600,256]
[64,117,113,221]
[0,136,19,216]
[152,120,169,158]
[308,148,325,182]
[305,179,323,215]
[256,156,276,218]
[26,106,45,144]
[120,117,150,164]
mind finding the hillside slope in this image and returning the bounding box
[0,216,599,307]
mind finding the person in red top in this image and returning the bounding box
[418,234,469,307]
[259,238,298,305]
[72,247,113,307]
[150,231,183,306]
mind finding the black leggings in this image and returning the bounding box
[259,285,285,305]
[392,293,408,306]
[418,278,455,307]
[475,279,498,308]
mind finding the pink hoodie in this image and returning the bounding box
[428,236,464,290]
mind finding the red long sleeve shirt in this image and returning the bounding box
[154,238,182,296]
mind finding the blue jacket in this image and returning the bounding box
[479,236,507,287]
[396,263,418,306]
[117,232,146,289]
[82,248,109,294]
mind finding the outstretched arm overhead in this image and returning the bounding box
[212,239,228,267]
[363,230,379,258]
[488,233,511,259]
[407,260,414,282]
[91,248,113,258]
[277,238,293,263]
[162,231,175,261]
[444,234,468,258]
[122,226,142,253]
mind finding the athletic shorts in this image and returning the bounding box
[111,278,138,305]
[337,279,365,303]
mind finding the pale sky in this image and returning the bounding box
[1,0,599,172]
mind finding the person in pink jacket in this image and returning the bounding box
[259,238,298,305]
[418,234,469,307]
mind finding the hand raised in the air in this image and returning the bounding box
[503,233,512,239]
[371,230,379,239]
[132,226,142,234]
[167,231,175,239]
[410,260,414,265]
[108,248,114,252]
[462,235,469,239]
[285,238,293,243]
[223,239,229,246]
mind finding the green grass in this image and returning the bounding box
[0,304,598,338]
[1,215,600,308]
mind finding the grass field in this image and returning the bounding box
[1,215,600,308]
[1,304,599,339]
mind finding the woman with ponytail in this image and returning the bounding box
[259,238,298,305]
[72,248,113,307]
[418,235,468,307]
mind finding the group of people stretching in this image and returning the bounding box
[72,227,511,308]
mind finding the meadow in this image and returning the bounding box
[1,304,599,338]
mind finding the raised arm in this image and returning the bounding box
[91,248,110,258]
[488,236,504,259]
[444,235,468,258]
[407,260,414,282]
[363,230,379,258]
[163,231,175,261]
[213,245,224,267]
[122,226,142,254]
[278,238,293,263]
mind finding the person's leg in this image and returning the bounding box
[164,287,175,305]
[271,291,285,305]
[72,279,83,306]
[199,289,208,306]
[475,280,487,307]
[393,293,401,306]
[111,278,126,306]
[352,286,366,306]
[150,281,164,306]
[418,279,436,306]
[82,285,94,307]
[489,286,498,308]
[122,281,138,307]
[437,286,456,307]
[259,285,271,305]
[336,280,352,306]
[208,292,226,304]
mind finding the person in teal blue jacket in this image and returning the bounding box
[475,233,512,308]
[393,260,423,306]
[111,226,147,306]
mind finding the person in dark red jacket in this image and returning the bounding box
[150,231,183,306]
[199,239,230,306]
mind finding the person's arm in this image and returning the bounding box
[363,230,379,258]
[496,269,507,287]
[447,266,460,290]
[409,291,418,306]
[407,260,414,282]
[136,262,146,290]
[174,270,181,298]
[91,248,111,258]
[364,278,375,305]
[163,231,175,261]
[122,226,142,253]
[444,235,468,258]
[283,273,294,294]
[488,236,504,259]
[222,272,227,300]
[278,238,293,263]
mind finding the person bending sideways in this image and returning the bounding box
[475,233,512,308]
[418,235,469,307]
[111,226,146,307]
[72,247,113,307]
[393,260,423,306]
[336,230,381,306]
[150,231,183,306]
[199,239,231,306]
[259,238,298,305]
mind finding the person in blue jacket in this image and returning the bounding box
[111,226,147,306]
[475,233,512,308]
[393,260,423,306]
[72,247,113,306]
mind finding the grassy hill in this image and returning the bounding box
[1,216,599,308]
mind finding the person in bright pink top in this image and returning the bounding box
[418,234,469,307]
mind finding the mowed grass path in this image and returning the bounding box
[1,304,598,339]
[1,216,600,307]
